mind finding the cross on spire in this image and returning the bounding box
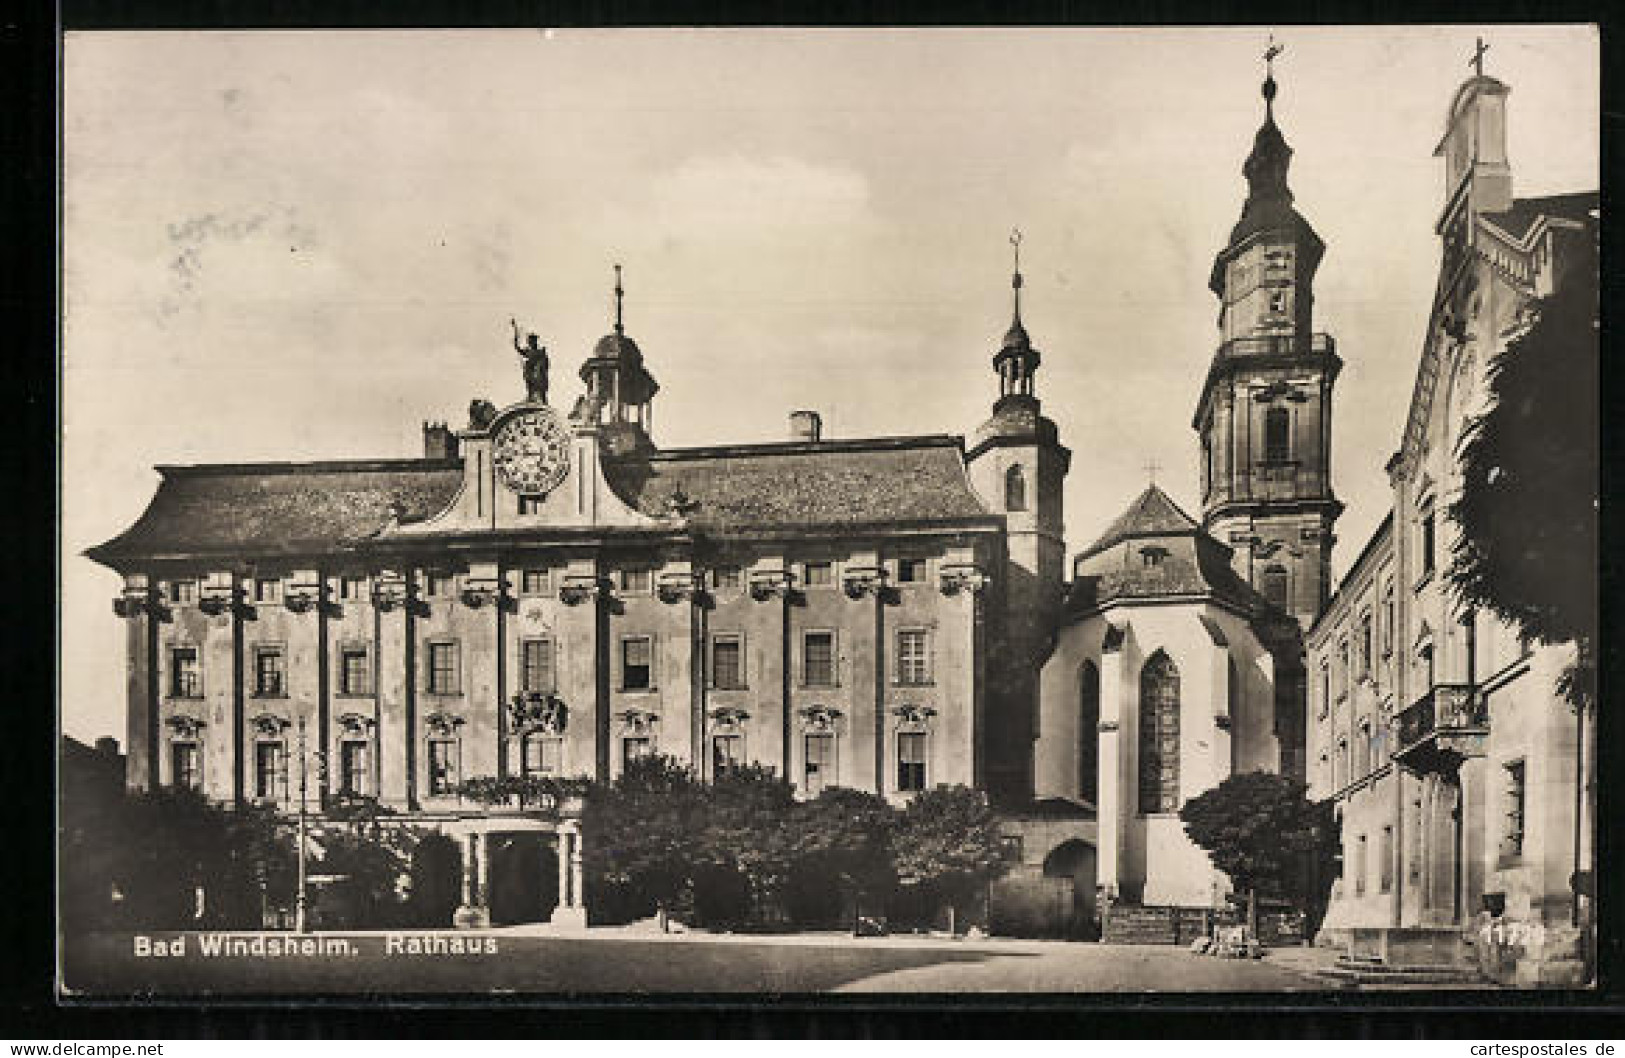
[1144,458,1162,484]
[1261,34,1284,109]
[613,263,624,335]
[1469,36,1490,77]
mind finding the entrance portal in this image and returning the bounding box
[487,832,560,926]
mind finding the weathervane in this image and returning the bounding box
[1009,227,1024,320]
[613,263,625,335]
[1469,36,1490,77]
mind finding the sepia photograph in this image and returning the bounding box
[58,24,1599,999]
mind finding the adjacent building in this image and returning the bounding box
[1307,65,1597,985]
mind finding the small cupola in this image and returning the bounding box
[579,264,659,457]
[991,227,1042,412]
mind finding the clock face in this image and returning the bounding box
[492,408,571,497]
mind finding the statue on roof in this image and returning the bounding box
[511,317,550,405]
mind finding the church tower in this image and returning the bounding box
[966,232,1071,802]
[1193,52,1342,632]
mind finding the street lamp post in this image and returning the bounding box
[295,716,309,934]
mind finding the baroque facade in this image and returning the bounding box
[90,256,1079,929]
[1306,67,1597,984]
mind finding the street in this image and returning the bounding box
[61,929,1332,996]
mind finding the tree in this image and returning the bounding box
[890,786,1006,933]
[1179,771,1338,922]
[691,764,797,927]
[580,754,705,924]
[61,786,297,931]
[1447,224,1599,707]
[785,787,898,928]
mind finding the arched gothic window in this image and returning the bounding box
[1078,661,1100,804]
[1261,564,1289,610]
[1005,465,1027,512]
[1138,650,1181,814]
[1264,406,1291,463]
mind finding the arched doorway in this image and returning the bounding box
[405,832,463,928]
[487,832,559,926]
[1042,838,1098,940]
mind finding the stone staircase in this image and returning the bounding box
[1315,952,1490,989]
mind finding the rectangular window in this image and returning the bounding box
[340,648,370,696]
[622,736,652,769]
[999,835,1024,863]
[1319,664,1331,719]
[710,565,742,592]
[1355,834,1368,895]
[619,568,652,594]
[712,734,743,776]
[170,646,201,698]
[1504,759,1527,858]
[1382,585,1396,656]
[896,557,927,584]
[254,578,280,604]
[897,731,927,792]
[1334,739,1348,789]
[171,742,201,790]
[1338,641,1350,699]
[523,735,562,776]
[622,636,653,691]
[520,568,551,595]
[254,742,283,800]
[1420,511,1437,578]
[254,648,285,697]
[1356,720,1372,776]
[339,740,368,796]
[427,739,458,795]
[427,642,460,695]
[1264,406,1291,462]
[340,575,367,601]
[1380,825,1395,893]
[803,631,835,687]
[711,635,744,690]
[804,733,834,796]
[423,571,453,598]
[169,580,197,605]
[802,561,833,588]
[518,496,545,515]
[521,638,555,694]
[1360,613,1373,680]
[897,629,930,685]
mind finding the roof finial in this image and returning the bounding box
[613,263,625,336]
[1144,457,1162,484]
[1469,36,1490,78]
[1262,34,1283,113]
[1009,227,1024,323]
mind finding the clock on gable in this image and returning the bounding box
[492,408,571,497]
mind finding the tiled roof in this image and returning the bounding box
[86,460,463,564]
[606,436,995,535]
[1069,485,1276,616]
[1071,533,1272,615]
[1481,191,1600,244]
[87,436,996,565]
[1079,484,1199,557]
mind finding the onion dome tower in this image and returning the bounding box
[1193,44,1342,634]
[966,230,1071,804]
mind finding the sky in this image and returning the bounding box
[61,26,1599,744]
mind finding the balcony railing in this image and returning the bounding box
[1392,683,1488,773]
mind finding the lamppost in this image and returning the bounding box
[293,716,325,934]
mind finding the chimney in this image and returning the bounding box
[423,421,460,460]
[789,410,823,444]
